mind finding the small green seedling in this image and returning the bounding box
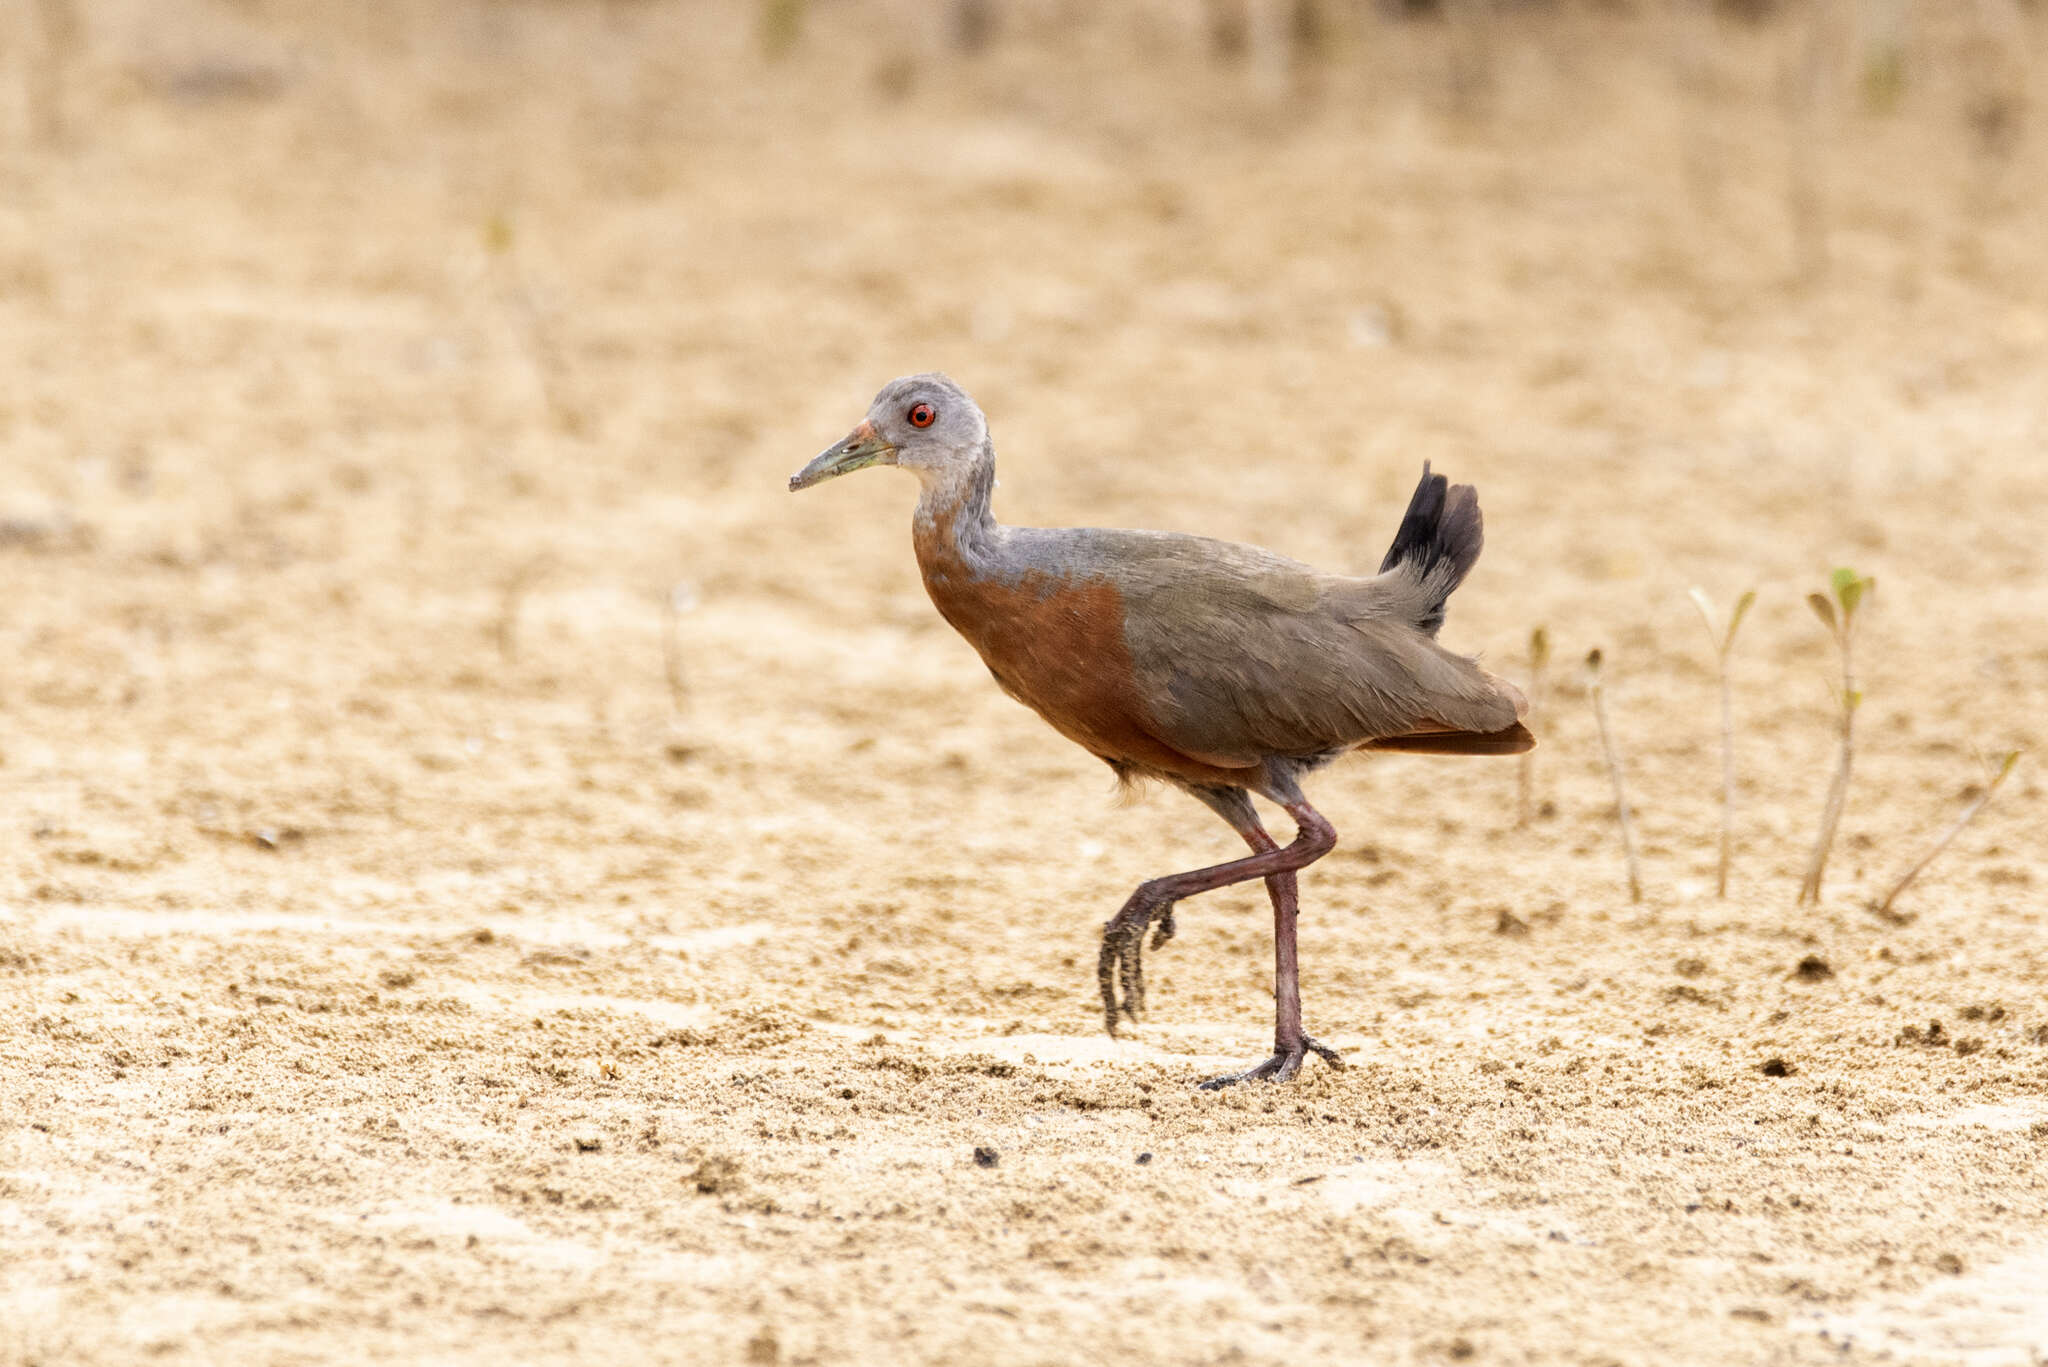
[1871,751,2023,922]
[1688,587,1756,899]
[1796,567,1875,906]
[1517,625,1550,828]
[1586,648,1642,904]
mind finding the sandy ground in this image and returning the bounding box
[3,2,2047,1363]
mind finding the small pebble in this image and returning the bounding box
[972,1146,998,1168]
[1135,1152,1153,1165]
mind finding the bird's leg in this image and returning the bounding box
[1175,792,1345,1088]
[1097,793,1339,1049]
[1098,790,1286,1030]
[1098,897,1161,1032]
[1197,850,1345,1090]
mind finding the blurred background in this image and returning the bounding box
[7,5,2048,1363]
[3,0,2041,885]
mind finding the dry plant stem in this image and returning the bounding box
[1517,627,1549,828]
[1516,746,1533,825]
[1716,665,1735,897]
[1797,632,1853,905]
[1690,588,1752,901]
[662,586,692,716]
[1515,709,1537,826]
[496,555,552,663]
[1588,655,1642,904]
[506,280,584,435]
[482,222,584,437]
[1872,753,2022,919]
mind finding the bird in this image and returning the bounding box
[790,373,1532,1088]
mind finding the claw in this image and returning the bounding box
[1118,927,1144,1022]
[1096,897,1180,1036]
[1305,1038,1345,1069]
[1096,922,1124,1037]
[1197,1035,1345,1090]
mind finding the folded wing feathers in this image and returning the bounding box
[1074,466,1525,768]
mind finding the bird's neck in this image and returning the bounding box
[911,442,1000,574]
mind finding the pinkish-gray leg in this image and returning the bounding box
[1097,790,1343,1086]
[1100,785,1311,1030]
[1193,795,1345,1089]
[1100,784,1272,1029]
[1197,848,1345,1090]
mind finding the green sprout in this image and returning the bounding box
[1586,648,1642,905]
[1796,567,1875,906]
[1688,587,1756,899]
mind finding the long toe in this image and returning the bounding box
[1197,1036,1344,1090]
[1098,896,1168,1035]
[1095,924,1124,1036]
[1304,1037,1346,1071]
[1198,1054,1290,1090]
[1118,926,1145,1022]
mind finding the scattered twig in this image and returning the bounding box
[1517,625,1550,827]
[662,580,699,716]
[1870,751,2023,922]
[1797,567,1874,906]
[1688,586,1756,898]
[1586,649,1642,904]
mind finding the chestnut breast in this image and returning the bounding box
[912,523,1257,787]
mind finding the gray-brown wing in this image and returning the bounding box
[1102,536,1521,768]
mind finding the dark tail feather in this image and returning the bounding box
[1377,461,1484,637]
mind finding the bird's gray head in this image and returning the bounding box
[789,373,989,493]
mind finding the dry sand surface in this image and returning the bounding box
[4,3,2048,1364]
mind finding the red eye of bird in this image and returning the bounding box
[908,403,936,429]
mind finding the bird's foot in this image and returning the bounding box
[1197,1036,1345,1090]
[1096,897,1179,1036]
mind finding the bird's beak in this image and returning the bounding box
[789,420,897,492]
